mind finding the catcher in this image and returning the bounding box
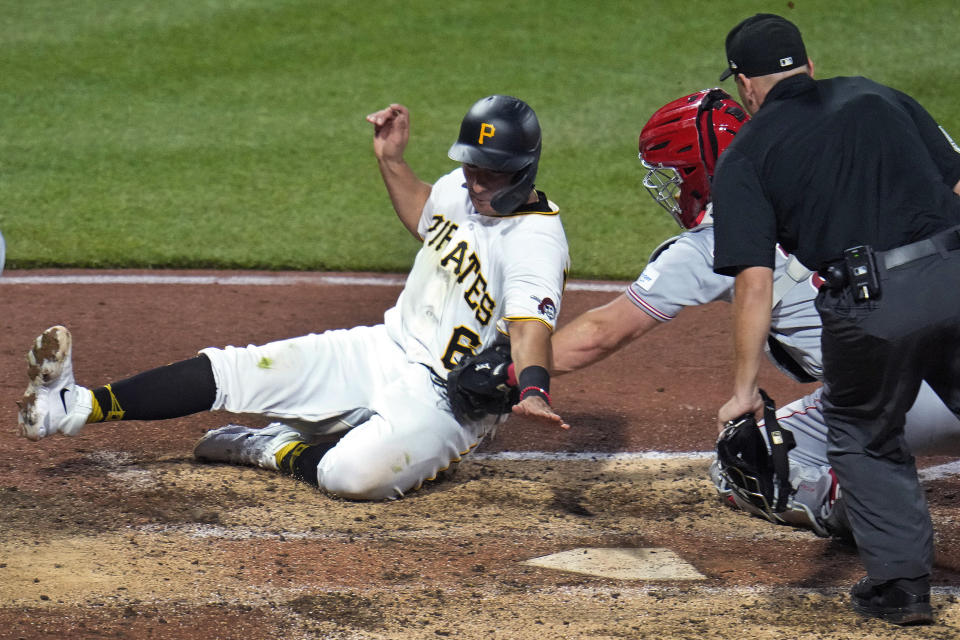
[17,95,569,500]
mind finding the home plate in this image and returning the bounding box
[523,547,705,580]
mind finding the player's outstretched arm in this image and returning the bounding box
[552,294,659,375]
[508,319,570,430]
[366,103,433,238]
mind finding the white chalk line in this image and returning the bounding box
[475,451,960,484]
[474,450,714,461]
[919,459,960,482]
[0,272,629,292]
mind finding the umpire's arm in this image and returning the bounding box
[717,266,773,429]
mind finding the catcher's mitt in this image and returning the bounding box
[440,343,519,423]
[715,389,796,517]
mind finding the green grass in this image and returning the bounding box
[2,0,959,278]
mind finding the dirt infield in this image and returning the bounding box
[2,270,960,639]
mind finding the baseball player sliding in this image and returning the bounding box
[17,95,570,500]
[546,89,960,537]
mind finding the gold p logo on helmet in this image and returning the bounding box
[478,123,496,144]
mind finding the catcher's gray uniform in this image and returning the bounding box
[631,222,960,534]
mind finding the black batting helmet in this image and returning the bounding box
[448,95,541,214]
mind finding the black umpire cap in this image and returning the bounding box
[719,13,808,81]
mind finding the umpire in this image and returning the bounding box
[711,13,960,625]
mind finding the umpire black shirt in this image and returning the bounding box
[712,74,960,275]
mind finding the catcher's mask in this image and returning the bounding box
[715,389,796,517]
[638,88,748,229]
[448,95,541,215]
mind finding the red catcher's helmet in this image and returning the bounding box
[638,88,748,229]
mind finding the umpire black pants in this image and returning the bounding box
[817,250,960,581]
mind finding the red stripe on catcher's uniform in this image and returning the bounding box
[625,288,673,322]
[758,402,819,427]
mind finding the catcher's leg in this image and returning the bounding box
[778,382,960,460]
[711,378,954,541]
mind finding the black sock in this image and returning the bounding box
[276,442,334,487]
[89,354,217,422]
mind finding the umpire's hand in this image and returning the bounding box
[717,389,764,433]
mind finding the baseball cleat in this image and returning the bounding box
[18,325,92,440]
[194,423,305,471]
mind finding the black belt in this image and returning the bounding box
[879,225,960,270]
[818,225,960,291]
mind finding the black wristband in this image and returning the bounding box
[518,365,551,404]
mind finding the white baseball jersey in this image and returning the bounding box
[632,224,960,532]
[202,167,569,500]
[385,168,569,373]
